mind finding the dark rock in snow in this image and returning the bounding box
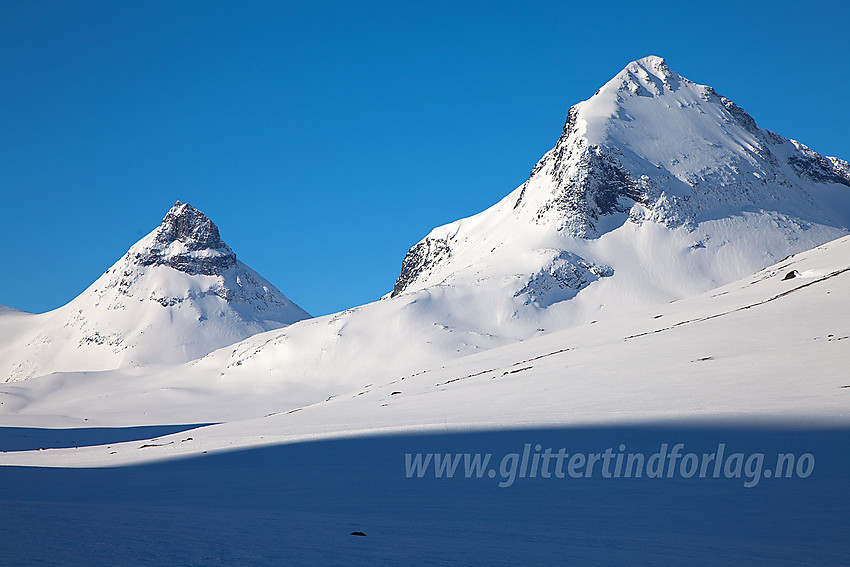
[135,201,238,276]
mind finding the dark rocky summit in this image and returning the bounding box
[134,201,238,276]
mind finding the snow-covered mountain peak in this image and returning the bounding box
[132,201,237,276]
[0,202,310,381]
[392,57,850,303]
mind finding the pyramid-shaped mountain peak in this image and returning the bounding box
[0,201,311,381]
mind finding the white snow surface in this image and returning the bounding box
[2,233,848,467]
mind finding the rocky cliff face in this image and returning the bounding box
[134,201,238,276]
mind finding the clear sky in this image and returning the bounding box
[2,0,848,316]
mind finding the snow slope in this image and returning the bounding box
[0,202,310,381]
[0,305,29,316]
[3,233,848,467]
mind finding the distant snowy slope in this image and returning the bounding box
[4,233,849,467]
[0,202,310,381]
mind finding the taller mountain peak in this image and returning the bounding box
[521,55,850,235]
[392,57,850,298]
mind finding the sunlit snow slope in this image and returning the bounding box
[2,233,848,467]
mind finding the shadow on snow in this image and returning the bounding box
[0,423,215,451]
[1,422,848,566]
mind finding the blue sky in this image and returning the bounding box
[2,0,848,316]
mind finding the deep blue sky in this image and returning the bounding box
[2,0,848,316]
